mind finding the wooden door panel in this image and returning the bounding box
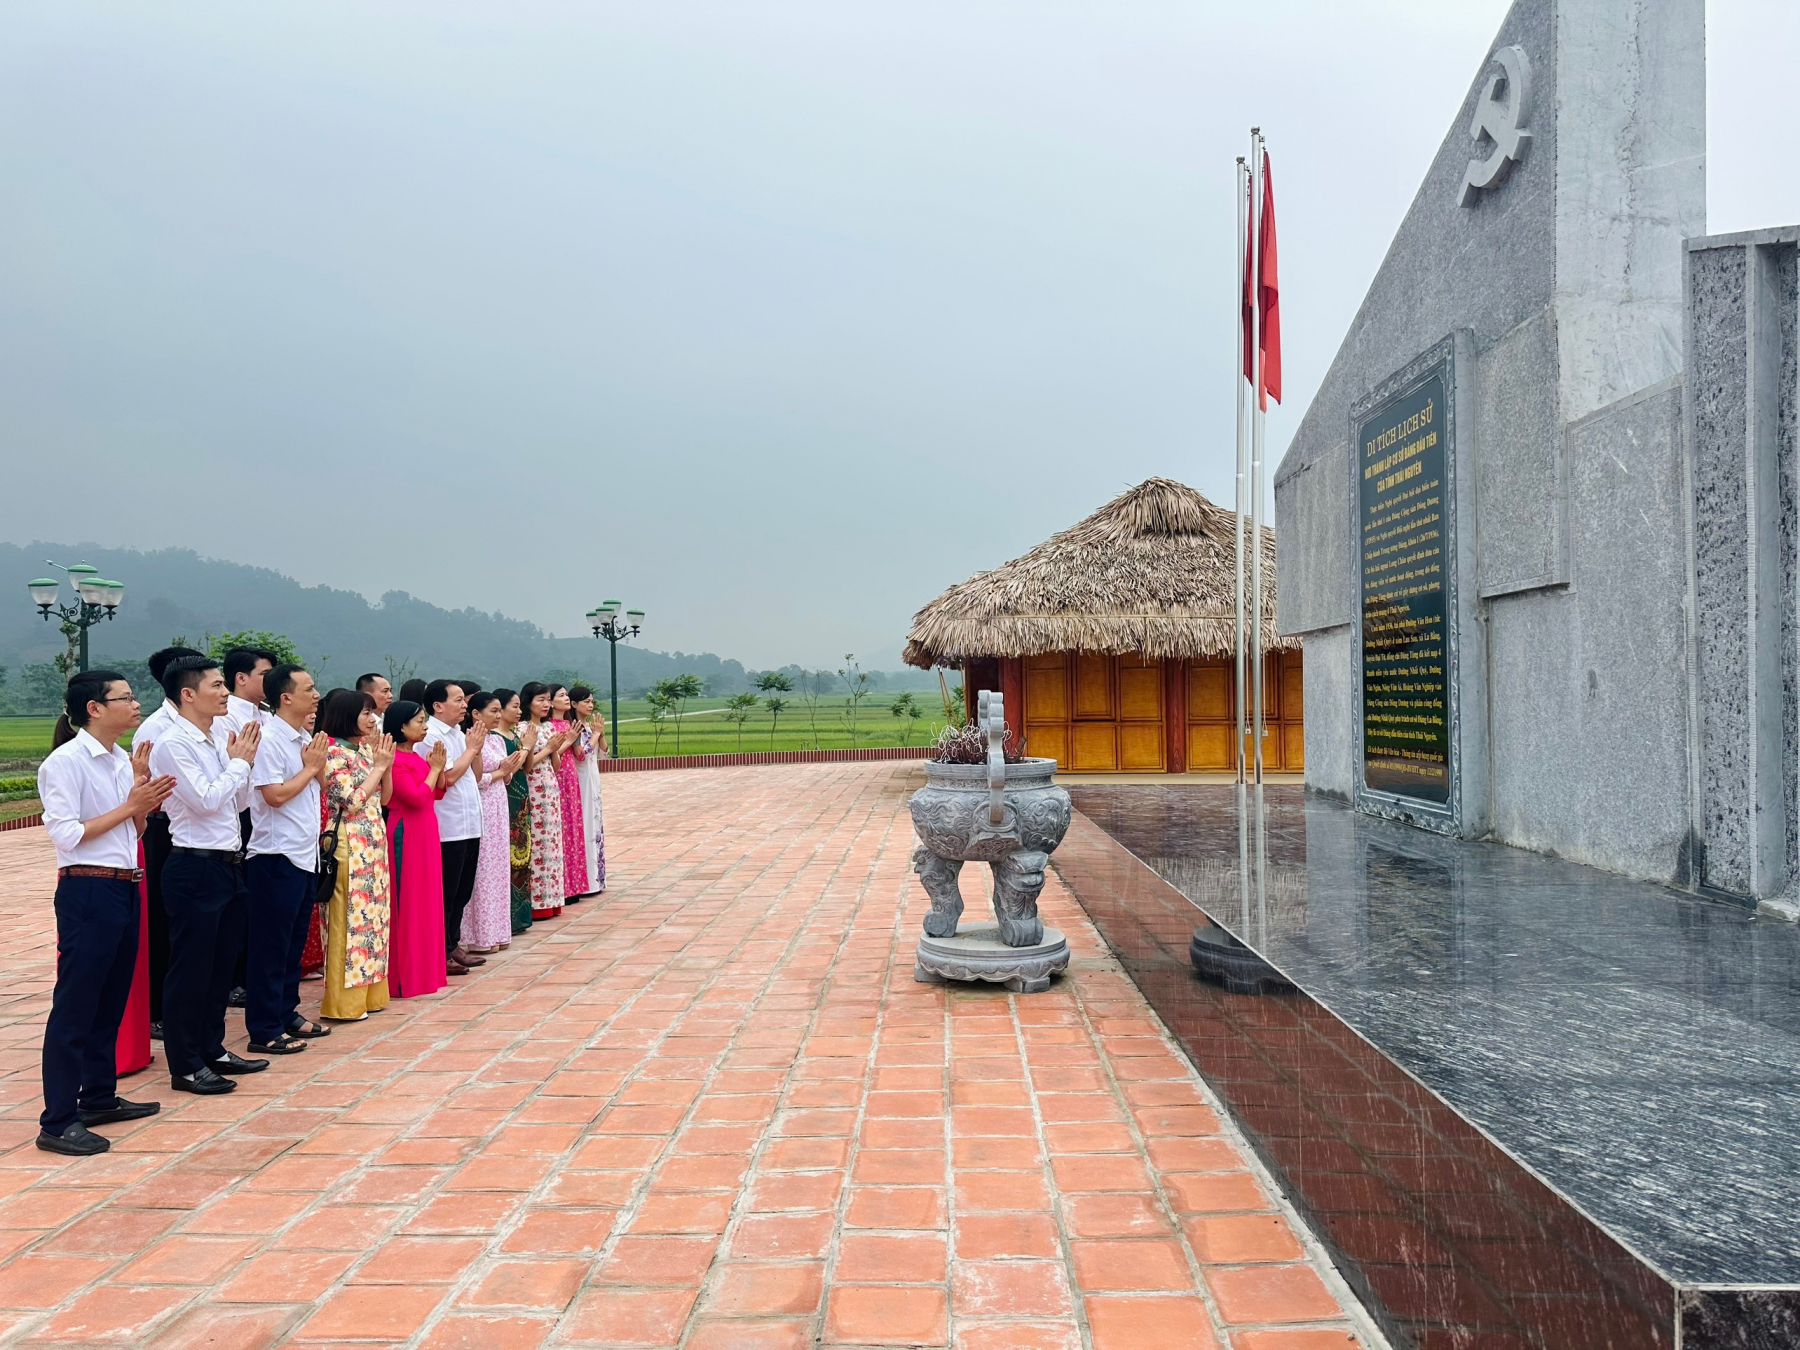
[1024,654,1069,723]
[1188,723,1232,770]
[1282,657,1303,715]
[1262,656,1283,719]
[1283,724,1306,770]
[1070,722,1117,771]
[1073,653,1113,719]
[1119,722,1165,771]
[1025,723,1068,769]
[1118,662,1162,721]
[1188,662,1231,721]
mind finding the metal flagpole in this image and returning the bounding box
[1249,128,1267,787]
[1233,155,1249,787]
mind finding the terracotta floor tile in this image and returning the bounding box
[542,1170,641,1208]
[561,1285,697,1343]
[952,1258,1074,1317]
[628,1190,733,1234]
[1164,1171,1271,1215]
[598,1233,719,1284]
[745,1171,842,1212]
[1146,1138,1245,1173]
[1183,1213,1305,1263]
[352,1235,487,1282]
[1085,1293,1221,1350]
[844,1186,947,1230]
[0,1188,113,1228]
[954,1211,1059,1259]
[953,1322,1082,1350]
[759,1137,849,1171]
[116,1234,259,1284]
[499,1207,617,1255]
[956,1171,1050,1211]
[824,1284,948,1346]
[836,1232,947,1283]
[703,1261,824,1315]
[684,1318,812,1350]
[1231,1332,1363,1350]
[1062,1193,1176,1239]
[404,1190,524,1235]
[1070,1239,1196,1292]
[144,1302,301,1349]
[39,1204,181,1253]
[458,1257,588,1310]
[1045,1122,1138,1154]
[0,1253,119,1308]
[215,1248,358,1303]
[1205,1264,1343,1323]
[296,1282,446,1339]
[418,1312,557,1349]
[853,1149,945,1185]
[952,1136,1043,1170]
[728,1212,835,1260]
[1050,1154,1154,1194]
[177,1189,312,1236]
[29,1283,195,1342]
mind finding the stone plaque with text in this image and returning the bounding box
[1352,341,1462,828]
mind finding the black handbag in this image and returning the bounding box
[315,803,344,907]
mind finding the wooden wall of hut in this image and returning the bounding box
[965,652,1303,774]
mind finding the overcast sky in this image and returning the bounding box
[2,2,1794,669]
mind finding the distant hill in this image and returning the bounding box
[0,542,936,712]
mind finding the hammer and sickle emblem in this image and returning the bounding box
[1458,45,1532,207]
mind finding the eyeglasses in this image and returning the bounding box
[97,695,140,704]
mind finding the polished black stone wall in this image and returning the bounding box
[1054,783,1800,1349]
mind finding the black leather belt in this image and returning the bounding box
[171,846,243,863]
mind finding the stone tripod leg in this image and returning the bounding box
[990,849,1047,947]
[914,845,965,938]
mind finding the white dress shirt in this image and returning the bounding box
[137,699,180,752]
[421,717,481,842]
[150,714,252,851]
[39,729,138,869]
[220,695,267,814]
[248,717,320,872]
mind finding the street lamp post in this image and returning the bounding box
[27,562,125,676]
[587,601,645,759]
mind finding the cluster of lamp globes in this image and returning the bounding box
[27,564,124,617]
[586,600,645,639]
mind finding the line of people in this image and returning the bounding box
[35,647,608,1156]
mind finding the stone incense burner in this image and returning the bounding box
[910,692,1072,993]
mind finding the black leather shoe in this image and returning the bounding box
[78,1098,161,1127]
[227,986,247,1008]
[36,1124,111,1155]
[206,1051,269,1075]
[172,1067,237,1095]
[148,1021,163,1041]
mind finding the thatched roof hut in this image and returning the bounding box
[903,477,1288,669]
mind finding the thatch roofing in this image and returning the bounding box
[903,477,1291,669]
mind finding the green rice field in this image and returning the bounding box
[0,692,950,769]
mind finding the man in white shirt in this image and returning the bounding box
[138,645,204,1040]
[219,648,273,1006]
[149,657,268,1095]
[420,680,487,976]
[37,669,176,1155]
[245,664,329,1056]
[356,673,393,718]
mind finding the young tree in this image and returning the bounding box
[838,654,872,747]
[724,692,758,750]
[889,691,925,746]
[763,695,789,747]
[796,671,827,750]
[754,671,794,696]
[645,684,675,754]
[659,673,705,752]
[205,629,304,665]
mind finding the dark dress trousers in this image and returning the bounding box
[40,875,140,1134]
[244,853,315,1043]
[160,851,248,1076]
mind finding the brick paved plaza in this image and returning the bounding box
[0,763,1366,1348]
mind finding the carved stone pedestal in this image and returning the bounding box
[914,922,1070,994]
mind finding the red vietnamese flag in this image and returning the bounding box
[1257,150,1282,410]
